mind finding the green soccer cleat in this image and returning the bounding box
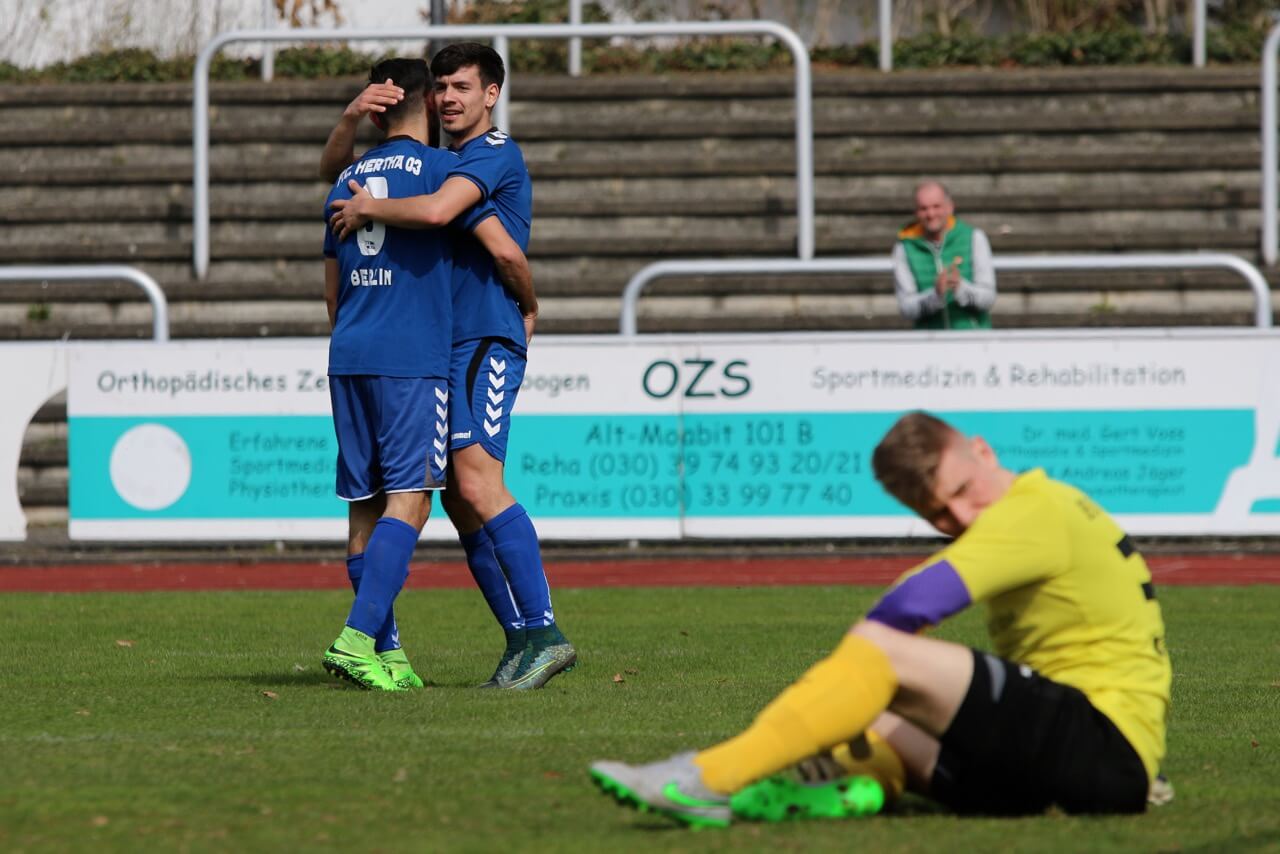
[477,641,525,689]
[322,627,401,691]
[730,774,884,822]
[506,628,577,691]
[377,647,425,690]
[590,752,731,829]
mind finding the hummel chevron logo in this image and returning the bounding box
[489,357,506,373]
[433,438,446,453]
[487,388,505,405]
[485,403,503,421]
[483,420,502,437]
[434,388,448,403]
[435,422,448,437]
[435,404,447,420]
[434,453,447,469]
[488,372,505,389]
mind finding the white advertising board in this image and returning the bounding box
[46,330,1280,540]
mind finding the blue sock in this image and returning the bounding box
[345,517,416,641]
[460,527,524,633]
[346,552,401,653]
[484,504,554,629]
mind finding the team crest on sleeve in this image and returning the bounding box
[485,130,509,147]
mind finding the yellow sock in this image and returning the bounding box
[831,730,907,802]
[694,633,897,793]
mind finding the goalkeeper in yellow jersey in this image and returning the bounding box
[590,411,1171,826]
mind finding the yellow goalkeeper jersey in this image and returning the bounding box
[925,468,1171,780]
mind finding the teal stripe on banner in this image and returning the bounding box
[70,409,1254,521]
[70,416,340,520]
[503,410,1253,518]
[1250,499,1280,513]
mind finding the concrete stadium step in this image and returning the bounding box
[0,68,1256,108]
[3,259,1275,305]
[2,287,1268,345]
[17,465,65,508]
[1,84,1258,147]
[2,131,1258,184]
[0,230,1262,273]
[0,206,1263,247]
[0,223,1261,269]
[4,170,1261,224]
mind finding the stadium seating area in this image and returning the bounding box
[6,65,1276,526]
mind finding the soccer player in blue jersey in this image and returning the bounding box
[321,57,533,692]
[591,412,1171,826]
[322,44,575,691]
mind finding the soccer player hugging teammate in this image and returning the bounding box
[320,58,458,691]
[591,411,1171,826]
[323,44,575,691]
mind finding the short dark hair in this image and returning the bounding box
[430,42,505,90]
[872,411,961,513]
[368,57,428,125]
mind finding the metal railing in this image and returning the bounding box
[193,22,814,279]
[879,0,893,71]
[260,0,275,82]
[0,265,170,341]
[618,252,1274,335]
[1262,21,1280,265]
[569,0,583,77]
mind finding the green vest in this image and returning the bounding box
[897,218,991,330]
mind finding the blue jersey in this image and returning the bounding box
[324,137,456,378]
[449,128,532,347]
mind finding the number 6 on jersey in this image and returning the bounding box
[357,176,389,256]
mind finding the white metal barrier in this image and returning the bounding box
[879,0,893,71]
[0,265,170,341]
[618,253,1274,335]
[569,0,583,77]
[192,21,814,279]
[1262,22,1280,265]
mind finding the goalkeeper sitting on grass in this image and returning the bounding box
[591,411,1171,826]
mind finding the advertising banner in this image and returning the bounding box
[65,331,1280,540]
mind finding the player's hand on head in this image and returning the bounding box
[329,180,375,240]
[344,78,404,121]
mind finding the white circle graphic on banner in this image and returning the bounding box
[109,424,192,511]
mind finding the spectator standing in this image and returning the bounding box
[893,181,996,329]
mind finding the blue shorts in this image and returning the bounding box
[329,375,449,500]
[449,337,526,463]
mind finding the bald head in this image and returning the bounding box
[914,180,954,240]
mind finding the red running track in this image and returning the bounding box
[0,554,1277,593]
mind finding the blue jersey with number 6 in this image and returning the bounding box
[323,136,456,378]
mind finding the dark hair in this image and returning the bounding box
[368,57,428,125]
[430,42,505,90]
[872,411,961,513]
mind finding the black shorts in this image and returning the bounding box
[928,649,1149,816]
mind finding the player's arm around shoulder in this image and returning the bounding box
[330,169,482,236]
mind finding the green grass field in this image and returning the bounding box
[2,584,1278,853]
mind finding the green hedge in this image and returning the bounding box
[0,24,1271,84]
